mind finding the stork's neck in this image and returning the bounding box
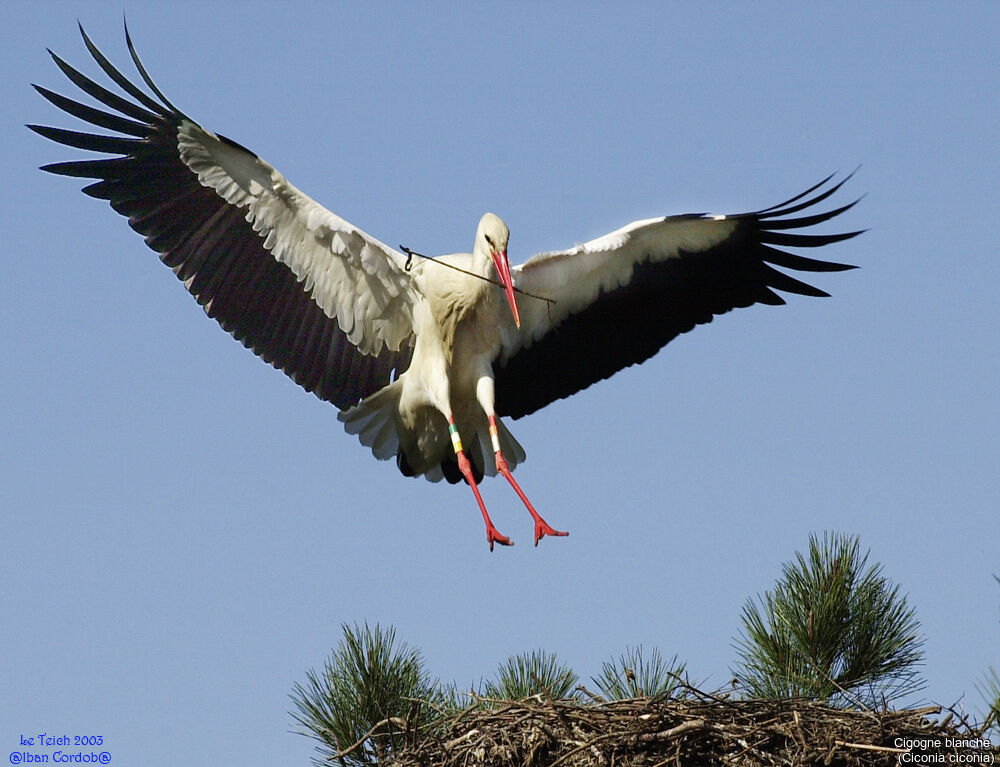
[471,240,495,280]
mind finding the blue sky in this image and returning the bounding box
[3,2,998,764]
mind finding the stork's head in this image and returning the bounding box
[476,213,519,328]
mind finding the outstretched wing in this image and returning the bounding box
[29,24,416,410]
[494,174,862,418]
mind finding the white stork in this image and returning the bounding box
[30,25,862,549]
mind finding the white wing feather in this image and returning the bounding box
[177,119,416,356]
[506,215,739,356]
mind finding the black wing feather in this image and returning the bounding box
[494,177,861,419]
[46,49,162,123]
[30,25,410,410]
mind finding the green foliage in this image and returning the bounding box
[483,649,579,701]
[431,679,477,718]
[592,646,686,700]
[289,622,440,767]
[289,533,947,762]
[978,575,1000,736]
[733,532,924,708]
[976,667,1000,737]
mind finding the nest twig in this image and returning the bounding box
[383,694,997,767]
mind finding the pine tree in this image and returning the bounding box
[976,574,1000,736]
[483,649,579,702]
[733,532,924,707]
[976,667,1000,737]
[290,622,440,767]
[592,646,686,700]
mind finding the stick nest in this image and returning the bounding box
[383,694,995,767]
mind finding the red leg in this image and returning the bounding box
[450,418,512,550]
[490,417,568,546]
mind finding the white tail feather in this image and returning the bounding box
[338,381,402,461]
[338,379,528,480]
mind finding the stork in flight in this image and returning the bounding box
[30,25,862,549]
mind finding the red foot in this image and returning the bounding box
[495,452,569,546]
[457,450,513,551]
[486,524,514,551]
[531,517,569,547]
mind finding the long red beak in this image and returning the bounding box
[492,249,520,328]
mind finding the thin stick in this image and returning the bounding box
[575,685,607,704]
[634,718,706,743]
[400,245,556,305]
[327,716,406,761]
[834,740,908,754]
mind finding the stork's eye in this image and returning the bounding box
[484,234,494,247]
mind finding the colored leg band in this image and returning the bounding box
[488,418,502,454]
[448,422,463,454]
